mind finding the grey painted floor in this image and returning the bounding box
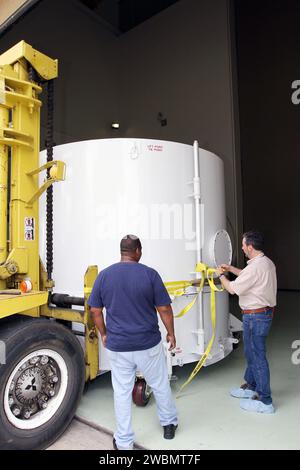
[59,292,300,450]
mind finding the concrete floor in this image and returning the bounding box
[59,292,300,450]
[48,419,114,450]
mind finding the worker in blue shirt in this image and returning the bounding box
[89,235,178,450]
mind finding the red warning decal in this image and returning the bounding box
[147,144,163,152]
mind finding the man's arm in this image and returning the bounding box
[90,307,107,346]
[156,305,176,351]
[218,274,236,295]
[191,263,242,288]
[215,266,236,294]
[191,270,235,294]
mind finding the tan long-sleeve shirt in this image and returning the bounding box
[230,253,277,310]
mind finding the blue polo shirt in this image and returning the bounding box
[88,262,172,352]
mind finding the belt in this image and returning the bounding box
[242,306,274,314]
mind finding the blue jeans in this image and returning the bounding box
[243,312,273,405]
[106,341,178,450]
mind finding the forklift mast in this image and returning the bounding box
[0,41,62,317]
[0,41,99,385]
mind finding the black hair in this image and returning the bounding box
[120,234,142,253]
[243,230,264,251]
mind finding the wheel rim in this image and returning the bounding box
[144,383,152,401]
[4,349,68,430]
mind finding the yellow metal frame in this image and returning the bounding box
[83,265,99,380]
[0,42,59,313]
[0,41,58,80]
[0,42,99,381]
[0,291,48,319]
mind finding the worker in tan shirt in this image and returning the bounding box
[216,230,277,414]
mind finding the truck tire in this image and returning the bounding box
[0,315,85,450]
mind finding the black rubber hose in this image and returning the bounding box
[50,294,85,308]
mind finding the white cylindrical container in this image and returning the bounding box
[40,139,235,373]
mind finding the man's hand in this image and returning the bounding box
[166,334,176,351]
[216,266,224,277]
[90,307,107,340]
[220,263,231,273]
[157,305,176,350]
[217,269,236,295]
[221,264,242,277]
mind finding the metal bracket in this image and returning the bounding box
[26,160,66,206]
[0,248,28,280]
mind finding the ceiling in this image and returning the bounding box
[80,0,180,33]
[0,0,181,37]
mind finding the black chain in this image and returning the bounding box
[46,80,54,281]
[28,65,54,281]
[28,65,40,85]
[28,65,34,82]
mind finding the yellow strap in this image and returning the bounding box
[164,263,224,394]
[174,294,198,318]
[164,280,193,297]
[164,262,206,318]
[207,268,224,293]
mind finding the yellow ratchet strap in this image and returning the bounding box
[164,263,224,394]
[164,262,206,318]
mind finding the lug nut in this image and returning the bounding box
[38,399,48,410]
[8,397,14,406]
[29,357,39,365]
[50,376,58,384]
[46,367,54,377]
[23,409,31,419]
[41,402,47,409]
[45,385,55,397]
[40,356,49,365]
[12,406,21,416]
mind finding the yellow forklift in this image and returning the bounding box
[0,41,100,450]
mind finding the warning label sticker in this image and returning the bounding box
[24,217,35,241]
[147,144,163,152]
